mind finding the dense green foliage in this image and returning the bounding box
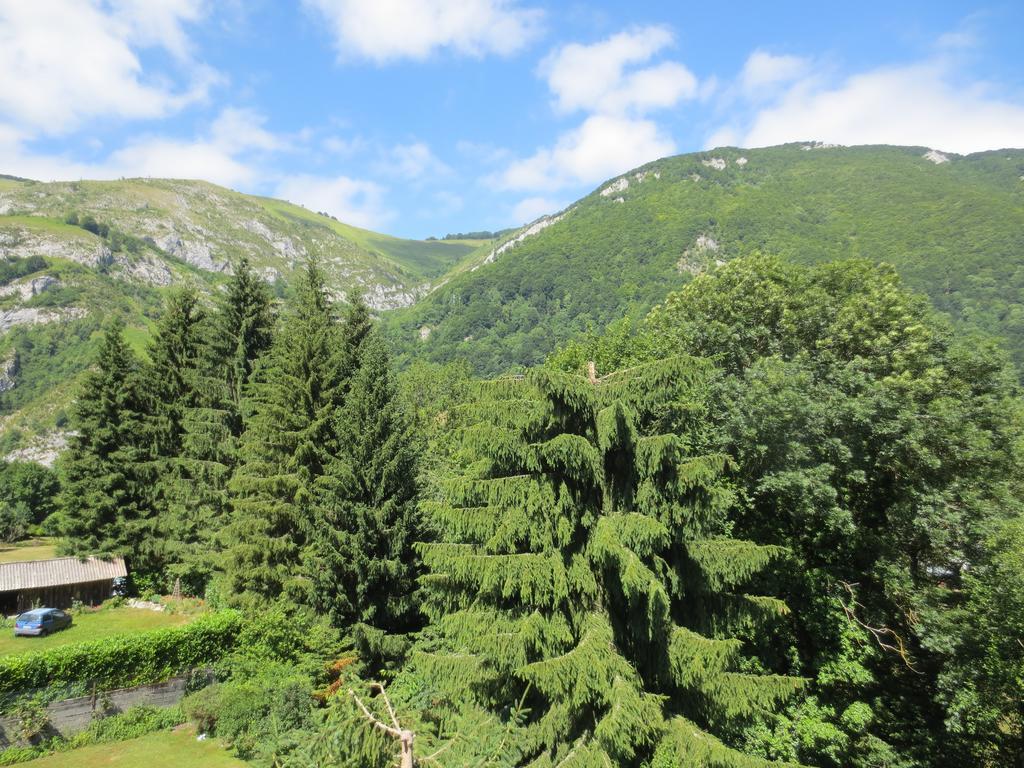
[54,321,155,568]
[392,145,1024,375]
[0,461,59,524]
[312,330,424,671]
[16,151,1024,767]
[0,611,243,695]
[222,264,362,604]
[549,255,1024,767]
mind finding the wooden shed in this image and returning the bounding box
[0,557,127,614]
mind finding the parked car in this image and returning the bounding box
[13,608,72,637]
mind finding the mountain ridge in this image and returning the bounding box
[388,142,1024,374]
[3,142,1024,461]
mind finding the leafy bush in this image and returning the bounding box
[0,503,31,543]
[183,666,315,760]
[0,611,243,695]
[0,461,59,524]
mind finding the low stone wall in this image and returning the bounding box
[0,676,191,746]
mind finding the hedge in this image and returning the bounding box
[0,611,243,696]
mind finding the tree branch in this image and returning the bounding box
[839,581,918,672]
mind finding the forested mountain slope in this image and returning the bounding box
[0,177,485,459]
[389,144,1024,374]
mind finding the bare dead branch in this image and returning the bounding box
[839,581,919,672]
[351,689,402,739]
[371,682,402,731]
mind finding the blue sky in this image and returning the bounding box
[1,1,1023,238]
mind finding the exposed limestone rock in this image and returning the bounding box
[0,352,18,393]
[486,210,571,264]
[613,197,625,203]
[702,157,727,170]
[4,431,70,467]
[419,326,431,341]
[0,307,86,334]
[735,157,748,166]
[156,232,227,272]
[361,282,427,311]
[677,234,721,275]
[690,173,701,182]
[600,177,630,197]
[259,266,282,283]
[633,170,661,182]
[242,219,307,262]
[0,275,58,300]
[923,149,950,164]
[0,228,111,267]
[115,257,173,286]
[801,141,841,151]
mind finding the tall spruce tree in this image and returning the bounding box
[401,359,801,766]
[57,320,155,569]
[209,256,275,428]
[313,330,422,670]
[223,260,349,606]
[144,288,206,458]
[140,288,208,588]
[158,263,275,594]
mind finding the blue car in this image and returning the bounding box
[14,608,73,637]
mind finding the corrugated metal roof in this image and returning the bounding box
[0,557,127,592]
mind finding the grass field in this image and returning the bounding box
[0,608,191,657]
[20,727,245,767]
[0,539,58,564]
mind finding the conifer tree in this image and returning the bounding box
[144,288,206,458]
[223,260,348,605]
[408,359,801,766]
[57,320,155,569]
[313,330,422,670]
[208,256,275,428]
[158,263,275,594]
[338,288,372,385]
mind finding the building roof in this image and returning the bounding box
[0,556,127,592]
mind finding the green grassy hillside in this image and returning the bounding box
[388,144,1024,373]
[0,177,486,458]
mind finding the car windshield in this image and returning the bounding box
[19,610,48,620]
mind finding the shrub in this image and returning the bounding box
[183,666,315,760]
[0,503,31,543]
[0,611,243,696]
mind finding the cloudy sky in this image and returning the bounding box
[1,1,1023,237]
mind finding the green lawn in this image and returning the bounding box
[0,539,58,564]
[20,727,246,767]
[0,608,191,657]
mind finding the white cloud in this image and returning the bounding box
[512,196,565,223]
[385,142,451,179]
[209,108,283,152]
[0,0,211,134]
[107,0,204,60]
[0,108,281,189]
[543,26,697,115]
[275,175,392,229]
[303,0,542,63]
[727,60,1024,154]
[494,26,694,193]
[740,50,809,94]
[498,114,675,191]
[105,137,259,187]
